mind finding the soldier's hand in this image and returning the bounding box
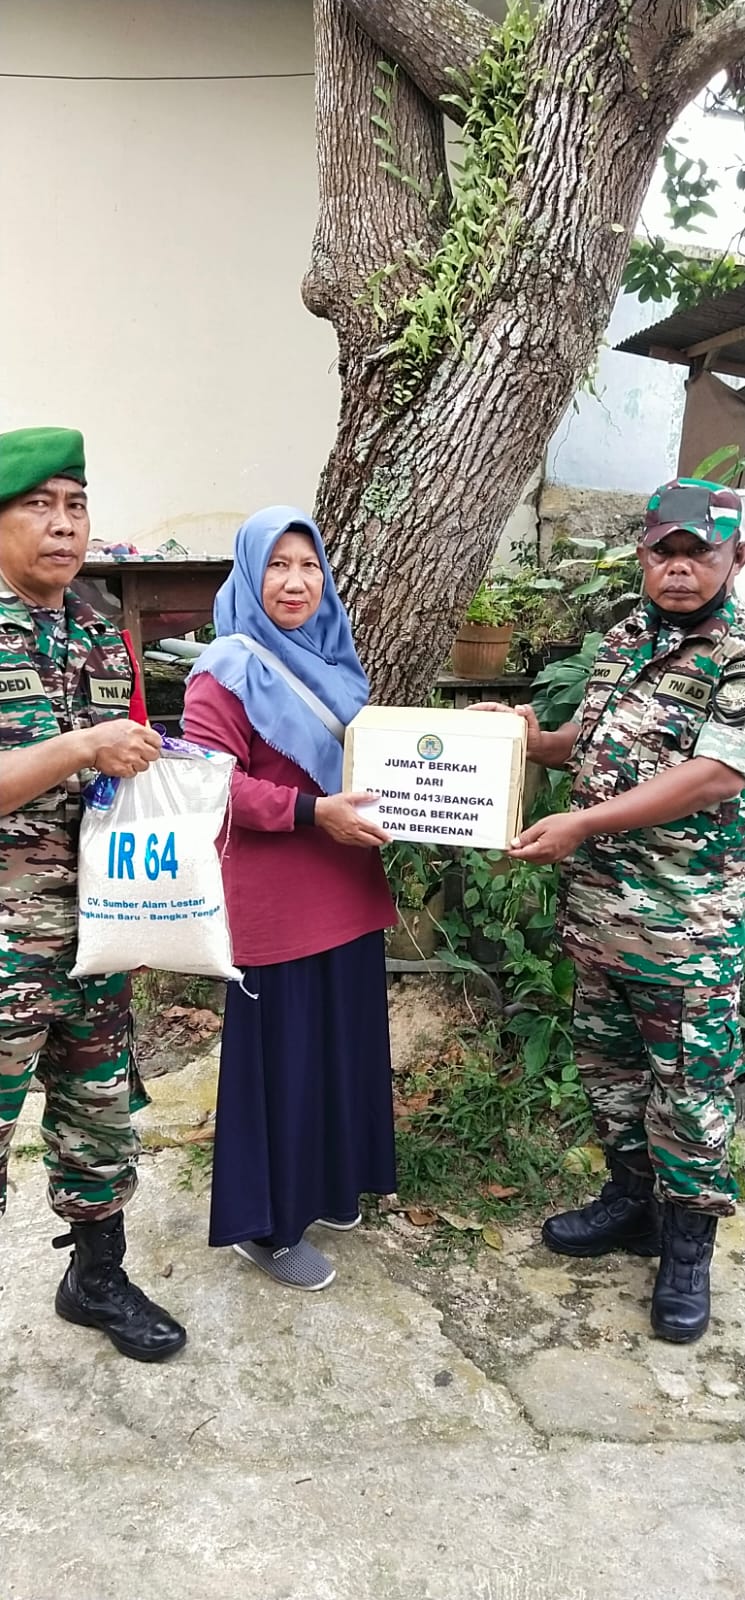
[86,719,162,777]
[468,700,544,759]
[508,811,586,864]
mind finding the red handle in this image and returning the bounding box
[121,629,149,724]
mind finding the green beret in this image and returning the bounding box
[0,427,86,504]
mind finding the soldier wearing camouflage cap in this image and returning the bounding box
[476,477,745,1344]
[0,426,185,1362]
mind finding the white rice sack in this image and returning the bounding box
[71,745,240,980]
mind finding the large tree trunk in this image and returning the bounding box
[305,0,745,702]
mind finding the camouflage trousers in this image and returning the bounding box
[0,965,147,1224]
[573,965,740,1217]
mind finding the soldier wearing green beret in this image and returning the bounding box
[0,427,186,1362]
[477,478,745,1343]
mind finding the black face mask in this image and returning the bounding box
[649,549,738,630]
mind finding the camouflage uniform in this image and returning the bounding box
[0,582,146,1222]
[560,595,745,1215]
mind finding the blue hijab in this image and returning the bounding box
[188,506,369,793]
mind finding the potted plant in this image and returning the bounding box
[451,578,520,679]
[550,535,643,637]
[514,587,583,676]
[383,842,447,961]
[512,539,643,675]
[473,563,581,677]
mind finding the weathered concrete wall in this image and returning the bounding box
[538,483,645,562]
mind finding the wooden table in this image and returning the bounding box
[77,558,233,672]
[435,672,533,708]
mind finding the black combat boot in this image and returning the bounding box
[651,1202,717,1344]
[54,1212,187,1362]
[542,1152,662,1258]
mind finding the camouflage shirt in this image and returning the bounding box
[560,596,745,985]
[0,583,132,974]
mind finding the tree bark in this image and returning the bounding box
[667,0,745,109]
[306,0,745,703]
[304,0,450,341]
[341,0,491,117]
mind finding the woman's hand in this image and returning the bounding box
[508,811,587,864]
[315,792,390,847]
[467,700,544,759]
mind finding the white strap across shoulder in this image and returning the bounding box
[232,633,345,745]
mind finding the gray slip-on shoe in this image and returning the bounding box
[316,1213,362,1231]
[233,1239,336,1290]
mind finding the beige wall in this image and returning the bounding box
[0,0,535,563]
[1,0,339,552]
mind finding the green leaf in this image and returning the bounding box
[506,1013,541,1039]
[526,911,555,931]
[441,91,471,117]
[571,574,609,597]
[523,1016,553,1075]
[693,445,741,478]
[552,957,576,1001]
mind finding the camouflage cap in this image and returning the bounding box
[642,477,742,547]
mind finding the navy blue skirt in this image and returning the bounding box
[209,930,397,1248]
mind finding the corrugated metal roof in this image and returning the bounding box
[616,286,745,367]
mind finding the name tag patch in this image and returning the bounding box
[0,669,44,700]
[656,672,712,710]
[590,662,626,686]
[88,676,131,708]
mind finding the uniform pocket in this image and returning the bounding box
[84,671,132,724]
[680,985,741,1091]
[0,675,59,747]
[643,700,707,772]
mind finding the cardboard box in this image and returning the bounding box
[343,706,527,850]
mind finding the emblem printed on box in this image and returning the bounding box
[417,734,444,761]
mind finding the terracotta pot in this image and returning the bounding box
[451,623,514,679]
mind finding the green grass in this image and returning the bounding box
[177,1142,214,1192]
[391,1025,592,1229]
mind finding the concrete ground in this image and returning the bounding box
[3,1052,745,1600]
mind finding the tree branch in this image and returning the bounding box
[304,0,450,338]
[663,0,745,110]
[341,0,491,120]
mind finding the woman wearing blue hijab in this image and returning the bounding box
[184,507,397,1290]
